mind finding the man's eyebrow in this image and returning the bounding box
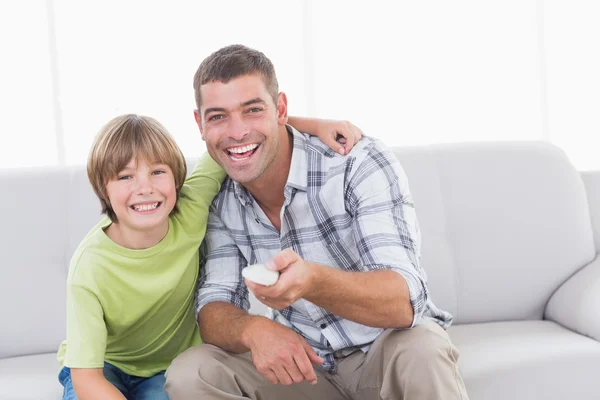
[204,98,267,116]
[203,106,226,115]
[241,98,266,107]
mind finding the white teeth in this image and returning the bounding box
[228,144,258,154]
[229,154,250,161]
[132,202,159,211]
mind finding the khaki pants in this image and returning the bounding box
[165,319,469,400]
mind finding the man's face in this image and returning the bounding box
[195,73,288,185]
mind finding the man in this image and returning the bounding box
[165,44,468,400]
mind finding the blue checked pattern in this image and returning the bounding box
[196,126,453,372]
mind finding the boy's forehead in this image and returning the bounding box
[120,156,164,169]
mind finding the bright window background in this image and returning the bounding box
[0,0,598,169]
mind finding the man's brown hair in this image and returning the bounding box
[193,44,279,110]
[87,114,187,222]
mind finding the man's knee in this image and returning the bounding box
[165,344,229,391]
[387,320,458,367]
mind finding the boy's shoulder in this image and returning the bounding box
[67,217,112,285]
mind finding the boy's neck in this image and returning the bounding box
[105,221,169,250]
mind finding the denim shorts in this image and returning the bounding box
[58,362,168,400]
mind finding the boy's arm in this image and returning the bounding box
[287,116,363,155]
[64,283,108,368]
[175,152,226,232]
[71,369,126,400]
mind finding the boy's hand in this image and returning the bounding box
[314,119,363,155]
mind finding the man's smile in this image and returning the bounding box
[226,143,260,161]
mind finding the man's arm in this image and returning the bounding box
[197,301,258,353]
[197,211,323,385]
[247,142,427,329]
[198,301,323,385]
[247,252,414,328]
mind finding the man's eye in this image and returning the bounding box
[208,114,224,122]
[247,107,262,113]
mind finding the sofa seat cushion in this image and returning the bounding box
[448,320,600,400]
[0,353,62,400]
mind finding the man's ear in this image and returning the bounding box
[193,109,206,140]
[276,92,288,126]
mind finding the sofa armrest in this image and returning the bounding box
[545,253,600,342]
[582,170,600,251]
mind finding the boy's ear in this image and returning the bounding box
[193,109,205,140]
[276,92,288,126]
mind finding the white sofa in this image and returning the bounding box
[1,141,599,400]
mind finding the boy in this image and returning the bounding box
[57,113,362,399]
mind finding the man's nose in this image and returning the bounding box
[228,114,250,141]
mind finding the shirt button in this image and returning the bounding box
[320,323,327,329]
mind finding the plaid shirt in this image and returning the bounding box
[197,126,452,372]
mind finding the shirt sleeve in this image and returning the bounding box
[64,284,107,368]
[195,208,250,316]
[175,152,226,234]
[346,142,429,327]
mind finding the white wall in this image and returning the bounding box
[1,0,598,169]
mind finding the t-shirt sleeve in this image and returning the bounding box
[175,152,226,234]
[63,283,107,369]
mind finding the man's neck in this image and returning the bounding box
[244,128,293,224]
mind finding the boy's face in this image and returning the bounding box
[195,73,288,186]
[105,157,176,236]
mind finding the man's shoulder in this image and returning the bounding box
[298,134,399,181]
[300,133,393,163]
[208,177,244,226]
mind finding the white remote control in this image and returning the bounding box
[242,264,280,286]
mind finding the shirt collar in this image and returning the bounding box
[232,125,309,207]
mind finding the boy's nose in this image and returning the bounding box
[135,178,154,195]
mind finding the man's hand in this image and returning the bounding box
[244,318,324,385]
[245,249,316,310]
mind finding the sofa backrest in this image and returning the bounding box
[0,141,596,359]
[394,141,596,324]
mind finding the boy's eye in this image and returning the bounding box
[152,170,166,175]
[118,175,132,181]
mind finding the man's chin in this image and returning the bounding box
[226,170,260,185]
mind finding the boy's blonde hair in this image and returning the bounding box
[87,114,187,223]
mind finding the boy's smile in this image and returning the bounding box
[130,201,161,212]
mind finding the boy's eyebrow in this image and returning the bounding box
[203,97,267,116]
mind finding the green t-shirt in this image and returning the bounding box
[57,153,225,377]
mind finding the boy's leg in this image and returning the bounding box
[58,367,78,400]
[335,319,469,400]
[102,362,130,397]
[165,343,348,400]
[130,371,169,400]
[58,363,129,400]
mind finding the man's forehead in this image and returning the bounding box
[200,74,271,110]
